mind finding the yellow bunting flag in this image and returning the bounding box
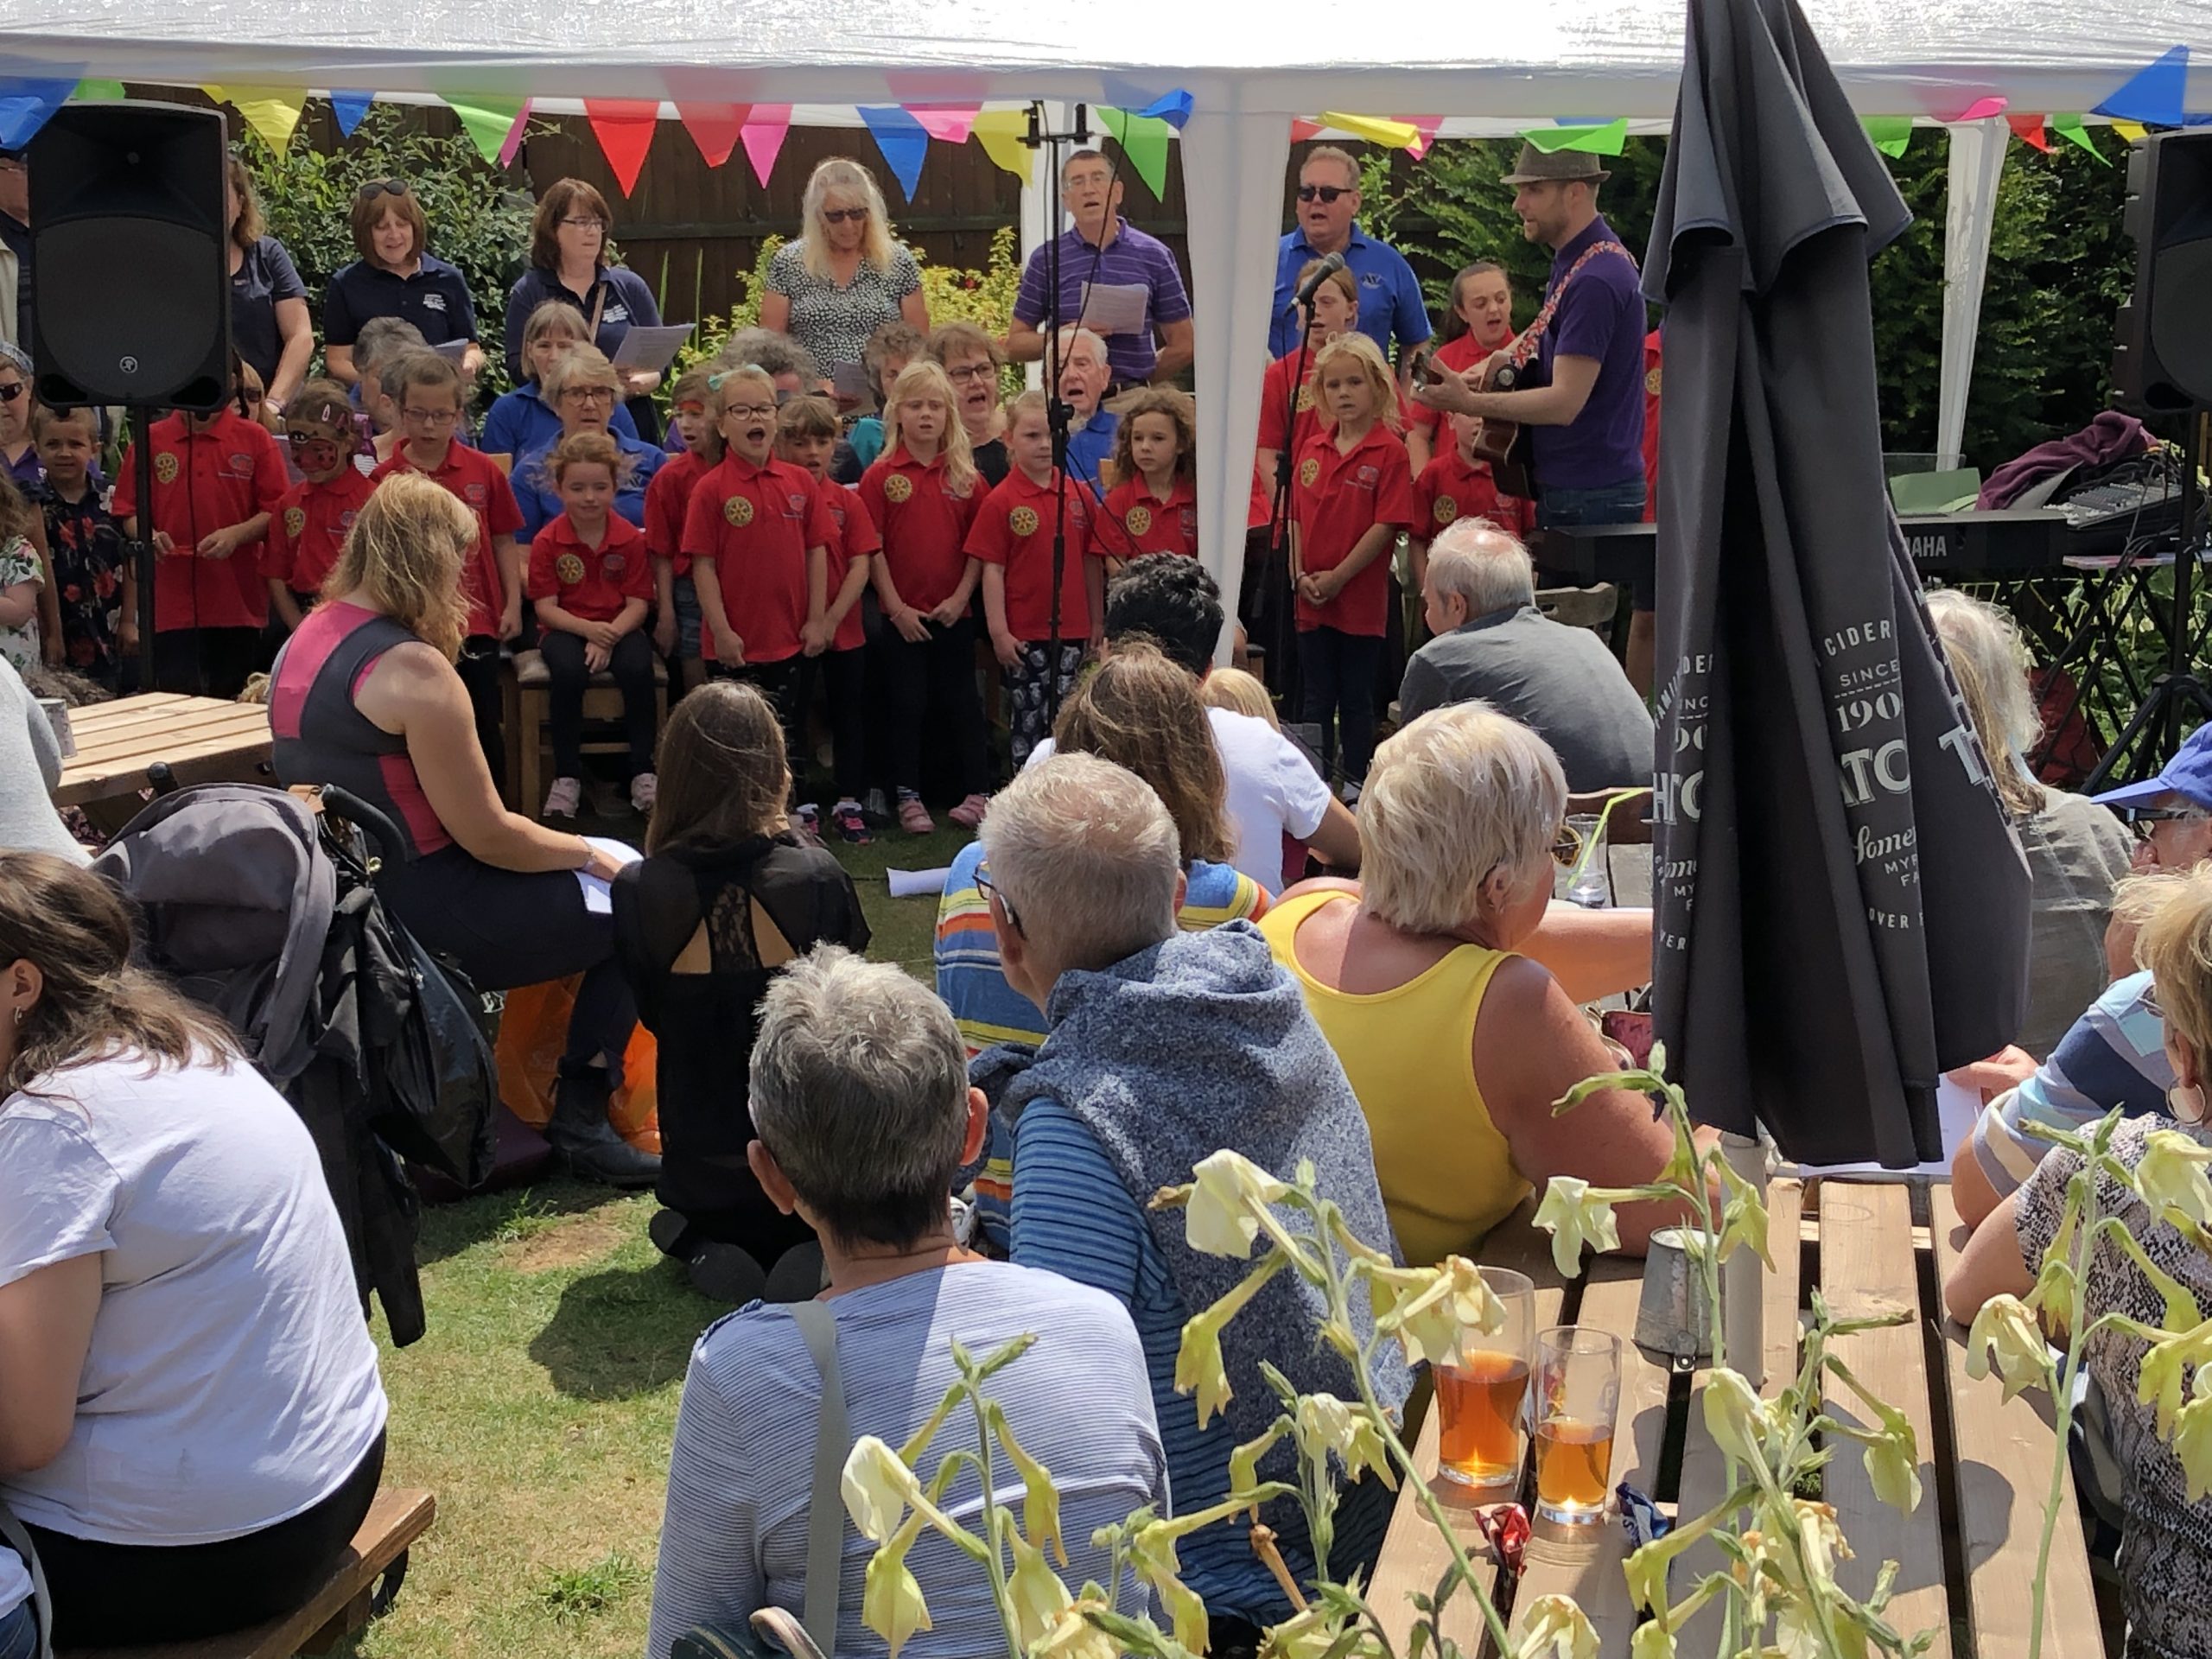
[1316,112,1420,150]
[2113,119,2151,143]
[210,85,307,152]
[972,109,1034,181]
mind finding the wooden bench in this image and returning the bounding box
[503,647,670,817]
[61,1488,435,1659]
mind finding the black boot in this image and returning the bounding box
[546,1060,662,1189]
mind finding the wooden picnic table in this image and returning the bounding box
[54,693,274,817]
[1368,1178,2113,1657]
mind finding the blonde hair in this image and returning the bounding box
[1294,255,1358,310]
[323,472,474,661]
[709,363,778,421]
[1052,642,1232,866]
[1301,144,1362,190]
[1359,702,1566,934]
[1926,588,2044,819]
[1311,333,1402,433]
[520,299,590,384]
[885,360,978,499]
[1198,667,1279,730]
[800,157,898,279]
[2122,863,2212,1062]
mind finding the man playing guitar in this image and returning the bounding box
[1414,144,1655,694]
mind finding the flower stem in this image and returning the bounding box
[2024,1170,2100,1659]
[967,1389,1027,1659]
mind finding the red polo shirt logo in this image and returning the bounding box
[155,452,180,484]
[1008,505,1040,537]
[882,473,914,504]
[1298,457,1319,487]
[556,552,587,585]
[724,495,753,527]
[284,505,308,538]
[1433,494,1458,525]
[1124,505,1153,537]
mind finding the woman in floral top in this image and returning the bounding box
[0,474,45,672]
[758,158,929,374]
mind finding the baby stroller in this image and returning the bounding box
[92,782,499,1346]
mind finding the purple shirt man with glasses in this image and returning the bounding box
[1008,149,1194,390]
[1266,146,1431,367]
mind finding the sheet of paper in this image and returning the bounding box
[429,337,470,363]
[575,835,644,915]
[609,323,695,374]
[886,866,950,899]
[1077,281,1151,340]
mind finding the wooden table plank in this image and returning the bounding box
[1926,1184,2105,1659]
[65,705,265,765]
[55,695,273,807]
[1821,1181,1953,1657]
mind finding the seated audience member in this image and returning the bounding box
[645,945,1165,1659]
[2096,721,2212,976]
[615,683,869,1304]
[927,321,1011,486]
[1196,668,1328,891]
[1409,410,1535,593]
[0,343,38,488]
[0,1549,26,1659]
[1946,865,2212,1659]
[349,315,429,464]
[845,319,925,474]
[512,346,665,543]
[1261,704,1685,1268]
[1929,589,2130,1058]
[269,474,653,1186]
[1396,521,1651,791]
[1050,325,1117,494]
[264,380,374,634]
[0,654,86,862]
[482,300,640,461]
[982,753,1406,1638]
[0,853,387,1647]
[30,404,130,690]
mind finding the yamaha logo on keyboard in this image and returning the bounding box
[1904,530,1952,566]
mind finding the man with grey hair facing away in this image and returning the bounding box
[1397,518,1652,791]
[976,751,1409,1651]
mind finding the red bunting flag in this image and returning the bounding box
[584,99,660,196]
[677,102,750,168]
[1404,116,1445,160]
[741,105,792,188]
[1290,119,1323,143]
[2007,112,2053,152]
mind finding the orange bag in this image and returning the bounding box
[494,977,661,1154]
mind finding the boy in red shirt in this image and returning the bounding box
[969,391,1109,771]
[1102,386,1198,565]
[1411,409,1536,596]
[112,365,289,696]
[645,365,718,695]
[527,429,658,818]
[776,395,880,843]
[372,350,524,776]
[679,365,834,787]
[265,381,374,633]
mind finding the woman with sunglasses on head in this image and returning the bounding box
[320,178,484,390]
[502,179,665,441]
[223,156,312,416]
[1259,702,1691,1268]
[759,158,930,380]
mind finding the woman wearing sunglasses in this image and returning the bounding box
[758,157,929,380]
[501,178,665,441]
[320,178,484,390]
[1259,702,1688,1268]
[0,342,38,489]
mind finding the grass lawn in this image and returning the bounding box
[353,825,973,1658]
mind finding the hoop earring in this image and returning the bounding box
[2170,1082,2208,1127]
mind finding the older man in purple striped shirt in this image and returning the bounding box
[1007,148,1193,391]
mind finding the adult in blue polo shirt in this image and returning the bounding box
[321,179,483,390]
[501,178,666,439]
[1052,327,1117,493]
[1266,147,1430,367]
[1412,145,1652,690]
[1008,148,1193,391]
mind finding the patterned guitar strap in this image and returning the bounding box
[1506,241,1634,372]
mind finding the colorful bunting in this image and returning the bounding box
[499,102,532,168]
[2113,119,2151,144]
[907,106,982,144]
[1289,119,1324,143]
[1948,95,2008,121]
[209,86,307,152]
[1404,117,1445,161]
[1522,118,1630,156]
[2095,44,2188,129]
[442,92,531,166]
[1318,112,1421,150]
[584,99,659,195]
[740,105,791,188]
[72,79,125,102]
[857,105,929,200]
[2050,113,2109,164]
[1130,90,1194,130]
[676,103,748,168]
[2007,112,2052,152]
[970,108,1034,181]
[1097,107,1172,197]
[328,91,374,137]
[1861,116,1914,157]
[0,77,78,149]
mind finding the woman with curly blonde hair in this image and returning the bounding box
[760,157,931,374]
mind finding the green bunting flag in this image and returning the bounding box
[1522,119,1629,156]
[442,92,530,166]
[2050,113,2110,164]
[72,79,125,101]
[1096,107,1172,196]
[1861,116,1913,157]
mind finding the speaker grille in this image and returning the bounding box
[38,219,225,405]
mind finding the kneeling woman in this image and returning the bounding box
[269,472,655,1185]
[0,854,388,1647]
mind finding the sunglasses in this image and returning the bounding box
[1297,184,1353,204]
[355,178,412,200]
[0,382,22,404]
[2124,804,2210,841]
[975,868,1023,934]
[821,207,870,226]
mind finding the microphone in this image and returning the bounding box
[1295,252,1347,308]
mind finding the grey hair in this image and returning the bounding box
[1427,519,1537,617]
[0,341,29,381]
[1925,588,2043,818]
[353,315,428,377]
[980,752,1182,972]
[715,326,823,387]
[539,342,622,407]
[749,944,970,1249]
[1050,325,1111,374]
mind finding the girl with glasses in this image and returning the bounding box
[502,178,666,441]
[760,157,930,379]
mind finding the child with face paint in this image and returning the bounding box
[645,365,719,694]
[265,381,375,632]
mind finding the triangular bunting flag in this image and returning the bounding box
[1404,117,1445,161]
[1946,95,2008,122]
[907,105,981,144]
[1318,112,1421,150]
[1523,118,1629,156]
[1290,119,1324,143]
[1131,90,1194,130]
[2095,44,2188,128]
[218,86,308,153]
[2008,112,2052,152]
[677,103,748,168]
[0,77,79,149]
[741,105,791,188]
[584,99,659,196]
[2050,114,2110,164]
[1097,108,1172,197]
[442,92,531,166]
[970,109,1033,181]
[1860,116,1914,158]
[328,91,374,137]
[499,102,533,168]
[72,79,125,102]
[858,105,929,200]
[2113,119,2151,144]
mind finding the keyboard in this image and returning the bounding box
[2060,476,2184,555]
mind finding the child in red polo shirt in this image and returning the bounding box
[112,366,289,697]
[1406,261,1516,472]
[265,381,374,633]
[858,360,987,835]
[527,429,658,817]
[646,365,718,695]
[1411,410,1537,595]
[372,350,524,777]
[1252,258,1359,534]
[969,391,1109,771]
[1103,387,1198,566]
[1292,332,1414,789]
[680,365,835,787]
[777,394,880,844]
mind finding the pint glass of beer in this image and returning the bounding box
[1434,1268,1534,1492]
[1533,1326,1620,1524]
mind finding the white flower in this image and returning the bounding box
[1533,1176,1621,1278]
[1509,1594,1599,1659]
[1033,1599,1118,1659]
[1293,1392,1396,1487]
[2137,1130,2212,1230]
[1005,1529,1073,1651]
[860,1511,932,1657]
[1964,1295,2051,1403]
[1186,1149,1291,1257]
[841,1435,921,1544]
[1700,1367,1773,1469]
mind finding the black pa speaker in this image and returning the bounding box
[2113,131,2212,416]
[28,101,230,410]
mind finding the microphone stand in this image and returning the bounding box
[1262,289,1324,709]
[1021,100,1092,730]
[129,406,157,692]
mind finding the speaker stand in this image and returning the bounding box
[128,406,157,694]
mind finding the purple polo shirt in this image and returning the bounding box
[1530,213,1648,493]
[1013,217,1192,384]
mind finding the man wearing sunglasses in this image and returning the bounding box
[1265,146,1431,372]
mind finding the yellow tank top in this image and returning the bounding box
[1260,890,1529,1268]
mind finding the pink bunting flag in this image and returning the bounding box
[498,100,533,168]
[1404,116,1445,160]
[584,99,660,196]
[907,105,982,144]
[677,102,749,168]
[2008,112,2053,152]
[1947,94,2009,121]
[741,105,792,188]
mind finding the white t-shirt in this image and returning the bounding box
[0,1547,28,1622]
[0,1052,388,1546]
[1029,705,1332,893]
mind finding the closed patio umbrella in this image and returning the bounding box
[1643,0,2031,1166]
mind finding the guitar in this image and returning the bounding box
[1471,360,1537,501]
